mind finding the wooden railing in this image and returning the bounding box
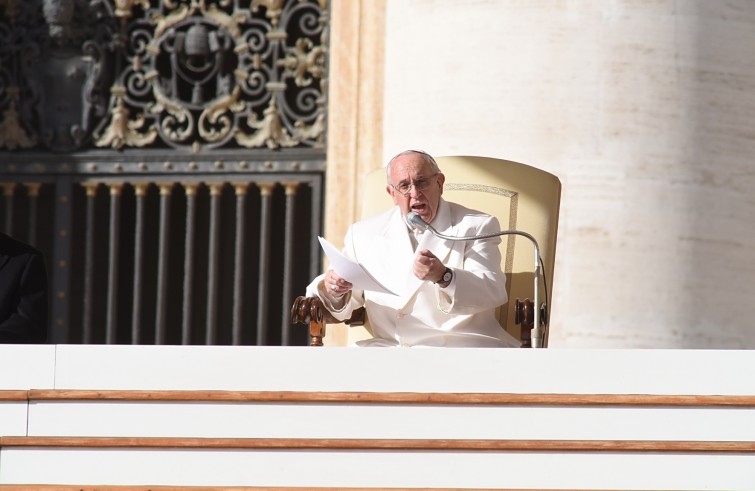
[6,389,755,406]
[2,387,755,489]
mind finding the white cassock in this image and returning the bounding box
[306,198,521,347]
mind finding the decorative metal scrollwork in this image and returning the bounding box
[0,0,328,153]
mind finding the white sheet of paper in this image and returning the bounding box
[318,236,397,295]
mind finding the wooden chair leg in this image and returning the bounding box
[309,320,325,346]
[515,298,548,348]
[515,298,535,348]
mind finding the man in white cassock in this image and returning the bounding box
[306,150,519,347]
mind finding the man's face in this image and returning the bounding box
[386,153,445,224]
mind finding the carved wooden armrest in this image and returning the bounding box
[290,296,366,346]
[515,298,548,348]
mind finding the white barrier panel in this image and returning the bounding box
[1,345,754,489]
[2,448,754,489]
[0,345,56,389]
[25,401,755,440]
[36,345,755,393]
[0,345,55,438]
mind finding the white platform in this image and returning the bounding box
[4,344,755,394]
[1,345,754,489]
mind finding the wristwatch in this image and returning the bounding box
[436,267,453,286]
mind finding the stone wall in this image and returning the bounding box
[377,1,755,348]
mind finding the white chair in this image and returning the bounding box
[292,155,561,347]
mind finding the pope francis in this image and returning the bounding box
[306,150,519,347]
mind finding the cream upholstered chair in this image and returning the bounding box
[291,155,561,347]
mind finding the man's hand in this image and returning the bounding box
[323,269,353,298]
[414,249,446,283]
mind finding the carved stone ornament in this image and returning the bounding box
[0,0,112,152]
[0,0,327,153]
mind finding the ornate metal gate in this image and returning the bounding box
[0,0,328,345]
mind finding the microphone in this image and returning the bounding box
[405,211,547,348]
[406,211,431,232]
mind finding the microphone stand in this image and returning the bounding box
[410,215,545,348]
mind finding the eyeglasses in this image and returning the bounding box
[390,174,438,196]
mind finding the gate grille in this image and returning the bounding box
[0,0,329,345]
[1,164,323,345]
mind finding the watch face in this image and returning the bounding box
[443,270,452,282]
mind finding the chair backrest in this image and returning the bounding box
[329,155,561,347]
